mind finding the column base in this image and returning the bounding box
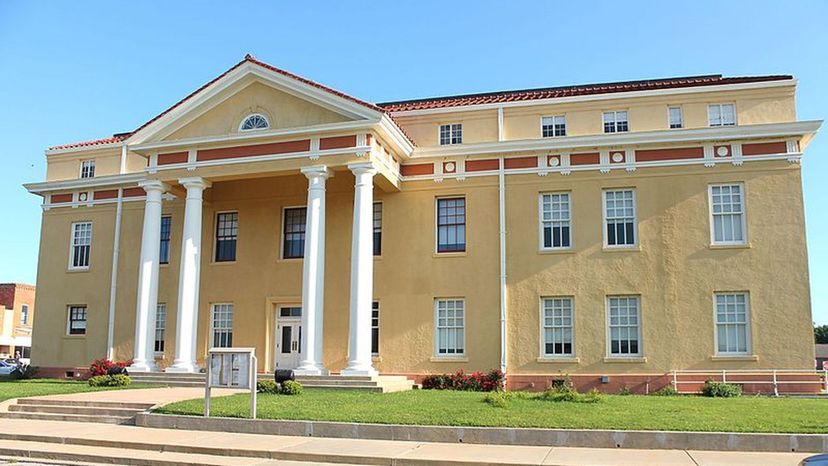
[128,361,158,373]
[293,363,329,376]
[165,362,200,373]
[340,363,378,377]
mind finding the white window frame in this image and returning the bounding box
[540,297,575,358]
[438,123,463,145]
[79,159,95,179]
[154,303,166,355]
[435,196,467,254]
[606,295,642,358]
[68,221,93,270]
[668,106,683,129]
[602,189,637,248]
[708,103,736,127]
[279,205,306,260]
[213,210,238,263]
[541,115,567,138]
[371,301,380,356]
[708,183,747,246]
[238,113,270,132]
[210,303,234,348]
[434,298,465,357]
[66,305,87,336]
[714,292,752,355]
[21,304,29,325]
[539,192,572,251]
[602,110,629,133]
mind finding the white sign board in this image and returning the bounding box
[205,347,257,419]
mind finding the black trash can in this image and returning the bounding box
[274,369,295,384]
[107,366,129,376]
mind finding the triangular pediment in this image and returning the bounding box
[129,57,384,144]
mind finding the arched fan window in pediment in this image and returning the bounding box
[239,113,270,131]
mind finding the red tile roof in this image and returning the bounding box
[48,63,793,151]
[377,74,794,112]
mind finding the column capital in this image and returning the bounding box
[300,165,332,180]
[138,179,170,193]
[347,161,377,176]
[178,177,211,190]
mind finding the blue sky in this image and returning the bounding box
[1,2,826,323]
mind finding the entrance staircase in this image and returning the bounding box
[129,371,417,392]
[0,398,154,425]
[130,371,206,387]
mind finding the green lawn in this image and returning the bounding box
[0,379,159,402]
[155,389,828,433]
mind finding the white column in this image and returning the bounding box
[341,162,378,376]
[167,177,210,373]
[294,166,332,376]
[129,180,168,372]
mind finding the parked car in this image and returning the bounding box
[0,360,16,376]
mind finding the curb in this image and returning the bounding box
[136,412,828,453]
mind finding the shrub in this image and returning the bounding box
[281,380,303,395]
[256,380,280,394]
[654,385,680,396]
[89,358,131,377]
[483,390,510,408]
[700,380,742,397]
[10,365,37,380]
[618,385,632,396]
[88,374,131,387]
[539,383,602,403]
[421,368,505,392]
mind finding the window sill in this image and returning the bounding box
[433,252,467,258]
[536,357,580,364]
[603,356,647,364]
[159,263,170,268]
[429,356,469,363]
[276,257,303,263]
[708,243,751,250]
[538,248,575,255]
[67,267,91,273]
[62,335,86,340]
[602,246,640,253]
[209,261,237,266]
[709,354,758,362]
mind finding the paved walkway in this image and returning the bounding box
[15,386,243,405]
[0,418,813,465]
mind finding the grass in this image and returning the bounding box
[154,388,828,433]
[0,378,161,402]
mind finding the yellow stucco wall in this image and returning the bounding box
[31,160,814,374]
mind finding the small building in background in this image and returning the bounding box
[0,283,35,363]
[817,344,828,370]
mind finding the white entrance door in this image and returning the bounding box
[275,307,302,370]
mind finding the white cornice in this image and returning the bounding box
[387,79,797,117]
[411,120,821,159]
[24,173,146,195]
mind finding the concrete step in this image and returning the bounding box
[300,384,384,392]
[0,438,341,466]
[130,379,205,387]
[0,411,134,425]
[17,398,154,410]
[8,403,143,417]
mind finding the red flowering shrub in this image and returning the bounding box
[89,358,131,377]
[421,368,505,392]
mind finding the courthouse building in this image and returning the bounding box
[25,55,821,390]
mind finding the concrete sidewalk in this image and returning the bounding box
[0,418,812,466]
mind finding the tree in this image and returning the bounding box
[815,325,828,344]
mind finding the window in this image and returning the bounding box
[603,111,629,133]
[668,107,683,129]
[214,212,238,262]
[439,123,463,145]
[708,104,736,127]
[282,207,307,259]
[67,306,87,335]
[154,304,166,353]
[373,203,382,256]
[608,296,640,356]
[80,160,95,178]
[371,301,380,355]
[436,198,466,253]
[159,216,172,264]
[70,222,92,269]
[20,305,29,325]
[211,304,233,348]
[239,113,269,131]
[715,293,750,355]
[709,184,746,245]
[279,306,301,317]
[542,115,567,138]
[435,299,465,356]
[542,297,574,357]
[540,193,571,249]
[604,190,636,247]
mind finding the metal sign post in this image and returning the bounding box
[204,347,257,419]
